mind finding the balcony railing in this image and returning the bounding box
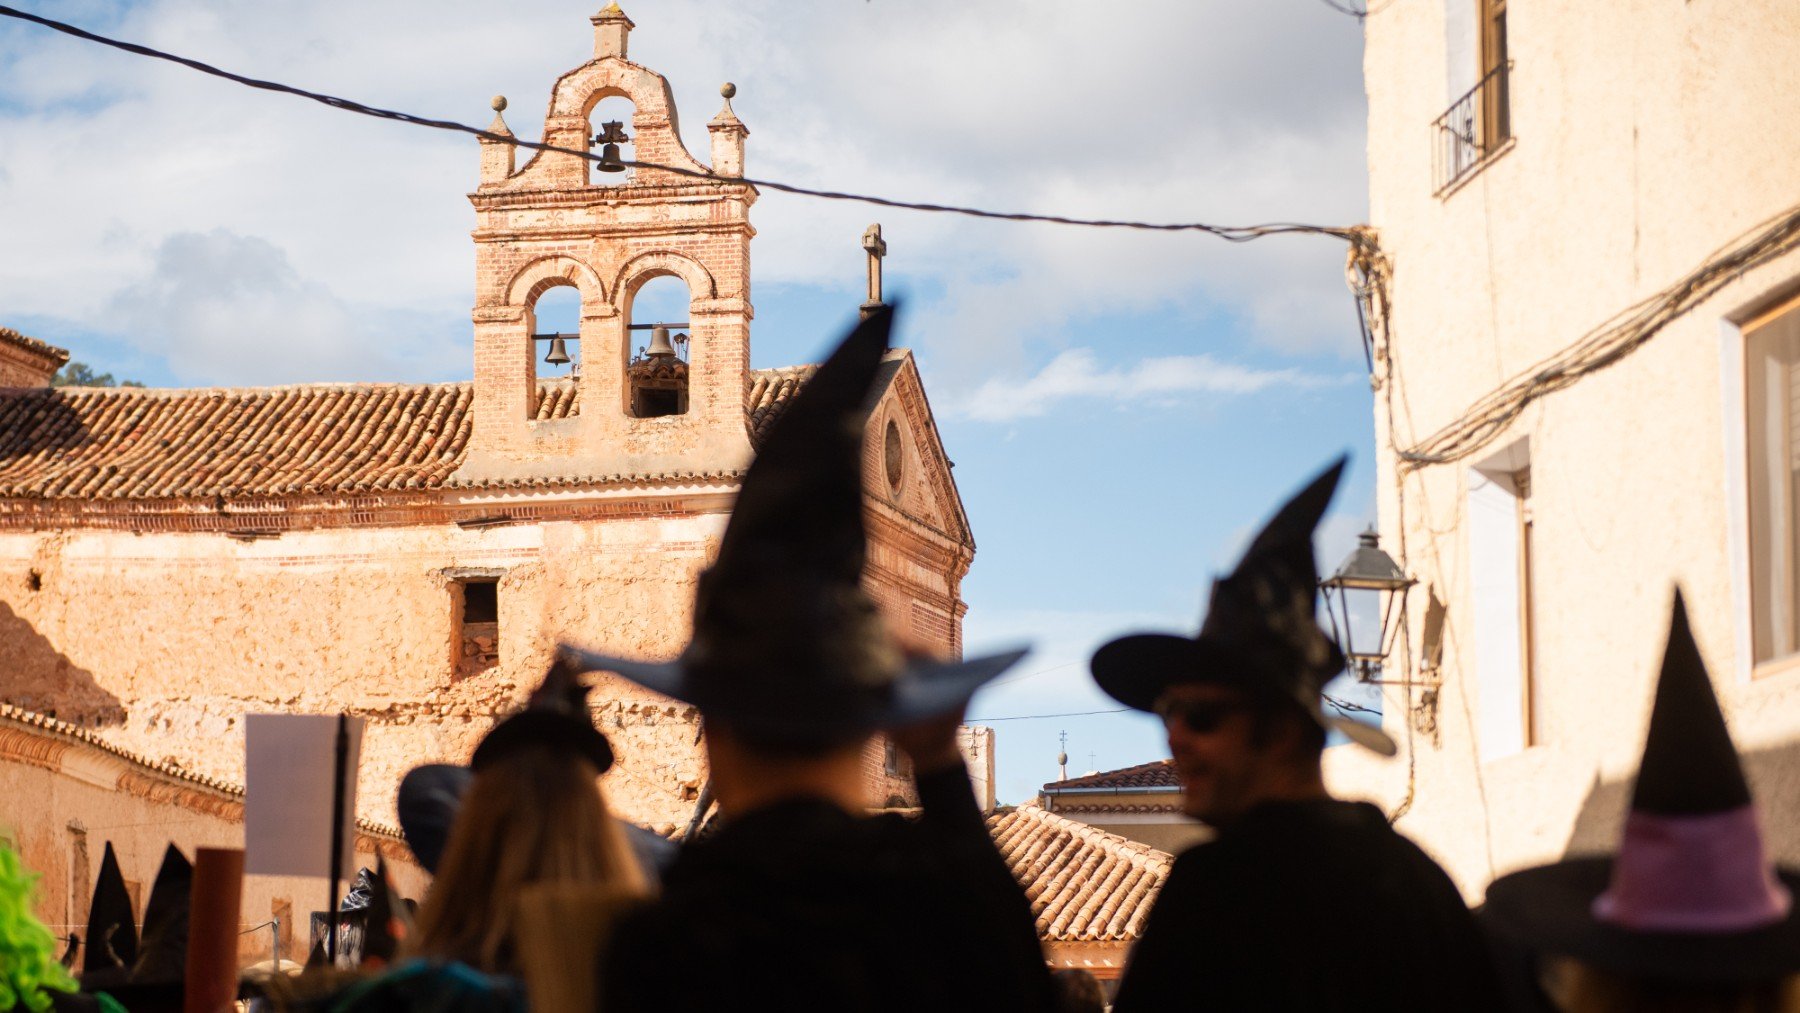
[1433,61,1512,194]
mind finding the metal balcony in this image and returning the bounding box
[1433,61,1512,195]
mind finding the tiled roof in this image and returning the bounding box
[989,804,1171,942]
[0,702,406,840]
[0,327,70,369]
[745,364,814,441]
[0,369,810,501]
[743,351,907,443]
[1046,802,1184,815]
[1042,758,1180,793]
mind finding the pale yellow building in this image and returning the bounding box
[1327,2,1800,897]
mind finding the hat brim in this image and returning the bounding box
[1091,632,1396,757]
[469,710,615,774]
[559,644,1029,732]
[396,764,474,875]
[1484,857,1800,983]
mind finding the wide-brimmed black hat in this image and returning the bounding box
[469,660,614,775]
[397,661,647,874]
[1090,457,1395,755]
[396,764,677,880]
[1484,590,1800,983]
[560,304,1027,740]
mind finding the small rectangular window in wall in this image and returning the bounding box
[1470,445,1536,759]
[1515,468,1539,746]
[66,823,88,957]
[1746,296,1800,666]
[455,578,500,678]
[1479,0,1510,150]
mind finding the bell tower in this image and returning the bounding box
[457,5,756,484]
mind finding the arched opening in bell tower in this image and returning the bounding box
[587,94,637,186]
[529,283,582,416]
[625,274,691,418]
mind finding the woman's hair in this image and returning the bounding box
[406,747,647,975]
[1542,957,1800,1013]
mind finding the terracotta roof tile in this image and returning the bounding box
[1042,758,1180,792]
[745,364,814,443]
[988,804,1172,942]
[0,702,405,840]
[0,327,70,371]
[0,369,803,501]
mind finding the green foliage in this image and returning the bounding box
[51,361,144,388]
[0,841,79,1011]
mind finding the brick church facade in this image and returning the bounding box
[0,7,974,832]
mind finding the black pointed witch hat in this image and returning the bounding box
[83,845,189,1010]
[560,305,1026,740]
[470,658,614,775]
[80,843,138,983]
[397,660,616,874]
[1090,456,1395,755]
[1484,590,1800,983]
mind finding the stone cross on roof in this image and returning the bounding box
[862,223,887,313]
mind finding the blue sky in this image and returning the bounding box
[0,0,1383,804]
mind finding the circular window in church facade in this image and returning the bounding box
[884,418,904,496]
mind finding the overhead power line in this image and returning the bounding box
[0,4,1361,245]
[1398,201,1800,469]
[967,708,1134,723]
[1315,0,1403,19]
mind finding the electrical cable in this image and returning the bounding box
[1321,692,1380,715]
[0,4,1361,245]
[966,708,1133,723]
[1315,0,1403,19]
[1398,201,1800,469]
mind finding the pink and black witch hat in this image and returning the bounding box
[1484,589,1800,982]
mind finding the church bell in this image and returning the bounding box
[645,324,677,358]
[544,336,572,366]
[597,142,626,173]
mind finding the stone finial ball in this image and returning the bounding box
[720,82,736,99]
[491,95,508,112]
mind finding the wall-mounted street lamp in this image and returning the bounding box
[1320,527,1417,684]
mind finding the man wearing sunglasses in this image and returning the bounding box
[1092,458,1501,1012]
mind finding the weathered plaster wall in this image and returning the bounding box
[0,506,723,828]
[1,476,960,829]
[1333,1,1800,896]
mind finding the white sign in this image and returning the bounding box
[245,713,364,878]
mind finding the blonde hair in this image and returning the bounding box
[1543,957,1800,1013]
[406,748,648,976]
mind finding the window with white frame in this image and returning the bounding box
[1746,295,1800,667]
[1470,441,1538,759]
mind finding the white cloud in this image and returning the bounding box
[0,0,1368,385]
[949,346,1353,422]
[108,230,465,385]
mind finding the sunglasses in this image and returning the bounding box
[1153,697,1253,735]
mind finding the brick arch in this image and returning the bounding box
[539,60,711,178]
[505,256,607,311]
[613,251,717,308]
[578,84,635,122]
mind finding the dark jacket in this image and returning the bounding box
[601,766,1054,1013]
[1112,799,1503,1013]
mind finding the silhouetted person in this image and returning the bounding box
[1092,458,1501,1013]
[1483,591,1800,1012]
[570,306,1054,1013]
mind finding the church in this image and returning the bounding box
[0,5,974,835]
